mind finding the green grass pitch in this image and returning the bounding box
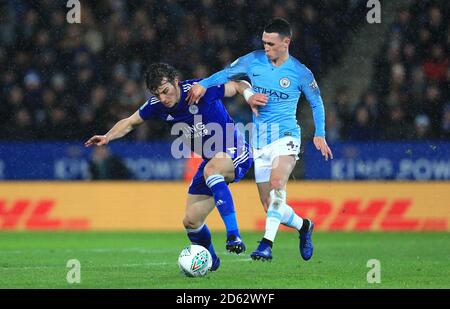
[0,231,449,288]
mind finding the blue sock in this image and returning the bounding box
[205,174,240,239]
[187,224,217,260]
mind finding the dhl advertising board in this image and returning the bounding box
[0,182,449,231]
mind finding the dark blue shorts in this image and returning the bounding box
[188,143,253,196]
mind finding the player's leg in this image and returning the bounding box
[264,154,296,241]
[251,155,295,260]
[257,178,305,233]
[256,181,270,211]
[267,181,314,261]
[252,137,314,261]
[203,151,246,254]
[250,149,273,260]
[254,156,315,260]
[183,194,221,271]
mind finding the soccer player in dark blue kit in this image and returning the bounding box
[85,63,254,271]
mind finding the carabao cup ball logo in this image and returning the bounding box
[191,251,209,273]
[189,104,199,114]
[280,77,291,88]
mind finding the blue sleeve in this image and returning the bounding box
[202,84,225,102]
[138,97,157,120]
[199,51,257,89]
[299,67,326,137]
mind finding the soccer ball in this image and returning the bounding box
[178,244,212,277]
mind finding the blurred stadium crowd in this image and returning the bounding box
[330,0,449,141]
[0,0,448,142]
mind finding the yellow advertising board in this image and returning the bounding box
[0,182,449,231]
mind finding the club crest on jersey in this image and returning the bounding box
[279,77,291,88]
[189,105,199,114]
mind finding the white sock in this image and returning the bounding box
[281,204,303,231]
[263,189,287,242]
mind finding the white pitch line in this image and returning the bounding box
[0,262,170,270]
[0,248,174,254]
[0,258,253,271]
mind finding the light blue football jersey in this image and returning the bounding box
[199,50,325,148]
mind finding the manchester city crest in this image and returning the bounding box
[189,104,199,114]
[279,77,291,88]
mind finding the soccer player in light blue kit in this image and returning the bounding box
[85,63,254,271]
[188,18,333,261]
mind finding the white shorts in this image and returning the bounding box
[253,136,301,183]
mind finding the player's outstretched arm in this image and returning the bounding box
[84,111,144,147]
[224,80,267,116]
[230,80,268,117]
[223,80,249,97]
[187,52,257,105]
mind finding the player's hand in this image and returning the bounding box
[248,93,268,117]
[186,83,206,105]
[313,136,333,161]
[84,135,109,147]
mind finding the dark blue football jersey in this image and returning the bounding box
[138,79,243,159]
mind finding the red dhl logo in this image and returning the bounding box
[0,199,89,230]
[257,198,448,231]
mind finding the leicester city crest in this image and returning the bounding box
[279,77,291,88]
[189,104,199,114]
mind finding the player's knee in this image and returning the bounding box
[203,162,220,179]
[182,216,201,230]
[269,177,284,190]
[204,163,233,181]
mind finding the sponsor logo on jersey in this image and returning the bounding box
[181,122,208,139]
[253,86,289,100]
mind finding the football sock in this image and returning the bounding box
[281,204,304,231]
[300,218,312,234]
[260,237,273,248]
[205,174,240,239]
[187,224,217,260]
[263,189,287,242]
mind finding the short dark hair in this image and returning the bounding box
[264,18,292,38]
[145,63,179,93]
